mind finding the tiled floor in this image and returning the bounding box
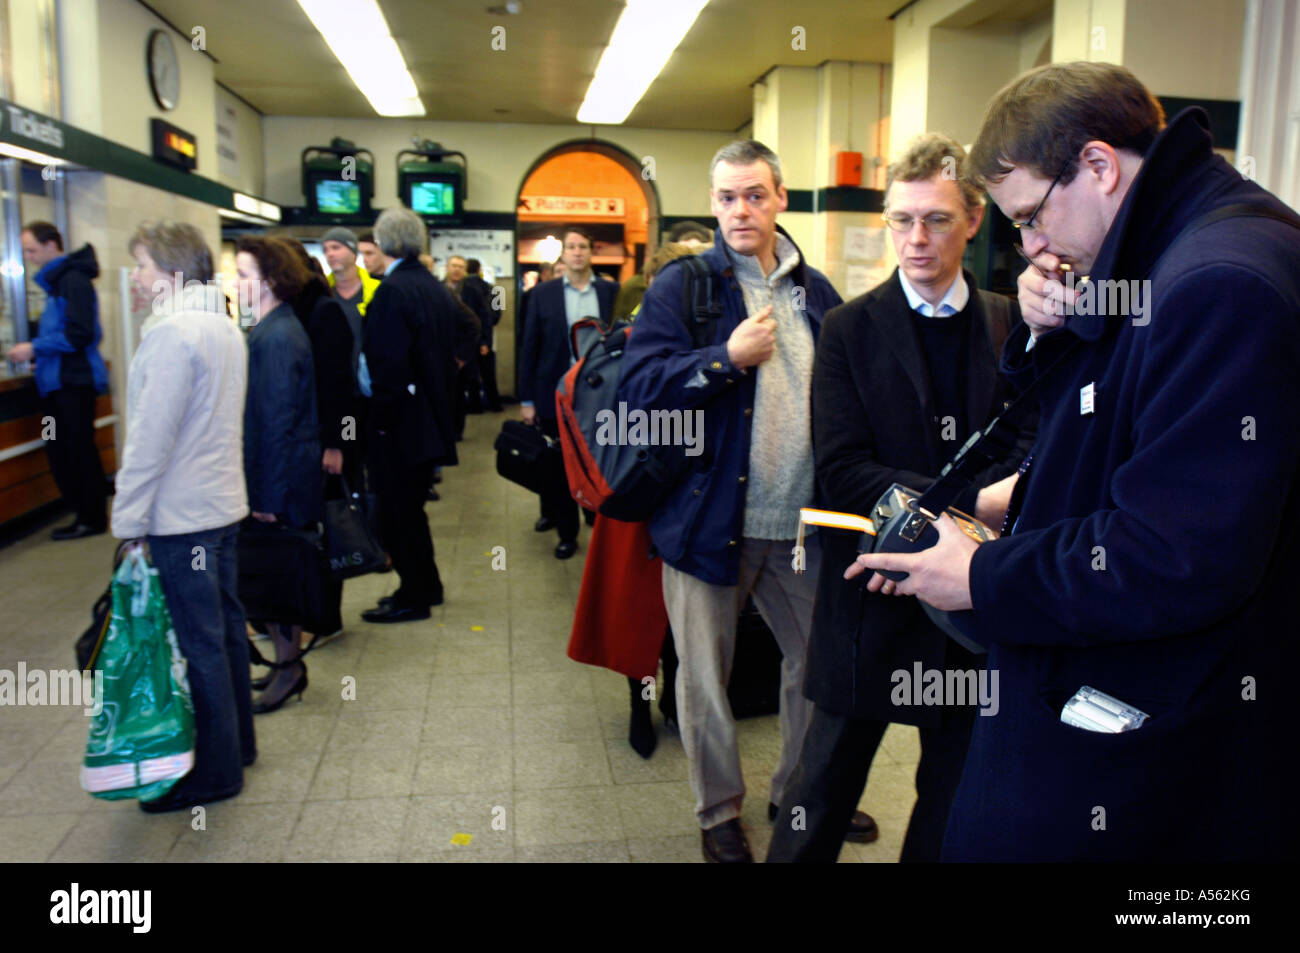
[0,409,919,863]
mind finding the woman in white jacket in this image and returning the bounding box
[111,222,255,814]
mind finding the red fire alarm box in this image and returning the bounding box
[835,151,863,187]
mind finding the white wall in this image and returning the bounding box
[7,0,54,112]
[91,0,219,178]
[1123,0,1245,100]
[260,116,733,214]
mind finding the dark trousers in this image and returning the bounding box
[477,349,501,410]
[342,397,369,493]
[538,417,579,544]
[767,701,977,863]
[369,442,441,609]
[42,386,107,528]
[148,523,255,798]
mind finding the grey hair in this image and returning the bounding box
[374,206,427,259]
[709,139,783,190]
[128,221,214,283]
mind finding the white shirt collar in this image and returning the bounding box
[898,270,969,317]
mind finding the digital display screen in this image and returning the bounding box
[314,179,362,215]
[411,180,456,216]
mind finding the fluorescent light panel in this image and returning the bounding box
[578,0,709,124]
[0,143,68,166]
[297,0,426,117]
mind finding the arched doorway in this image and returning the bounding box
[506,141,660,395]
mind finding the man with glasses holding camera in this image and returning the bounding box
[852,63,1300,861]
[768,133,1031,863]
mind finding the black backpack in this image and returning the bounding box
[555,256,721,522]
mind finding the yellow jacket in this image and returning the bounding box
[328,265,381,316]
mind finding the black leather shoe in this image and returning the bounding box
[51,522,105,541]
[534,516,554,532]
[701,819,752,863]
[427,487,440,501]
[766,802,879,843]
[140,784,241,814]
[554,540,578,560]
[362,604,432,624]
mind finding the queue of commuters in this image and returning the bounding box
[16,59,1294,860]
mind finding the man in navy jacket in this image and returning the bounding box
[519,226,617,558]
[853,62,1300,862]
[6,223,108,539]
[621,140,870,863]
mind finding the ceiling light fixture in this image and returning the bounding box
[296,0,426,117]
[577,0,709,124]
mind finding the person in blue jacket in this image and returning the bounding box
[6,222,109,539]
[620,140,876,863]
[853,62,1300,862]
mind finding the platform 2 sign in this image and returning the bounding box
[151,118,197,172]
[518,195,625,217]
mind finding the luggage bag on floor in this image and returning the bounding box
[494,419,566,495]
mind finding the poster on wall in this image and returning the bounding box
[216,91,240,182]
[428,229,514,281]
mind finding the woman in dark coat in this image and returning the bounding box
[235,236,322,713]
[280,239,354,648]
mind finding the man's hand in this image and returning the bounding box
[6,342,34,363]
[974,473,1018,533]
[521,405,537,426]
[252,511,277,523]
[322,448,343,475]
[845,513,978,611]
[1017,252,1079,338]
[726,304,776,369]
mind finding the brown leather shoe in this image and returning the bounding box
[702,819,752,863]
[845,810,879,844]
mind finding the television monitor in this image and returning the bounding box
[404,173,461,219]
[411,180,456,216]
[314,178,362,216]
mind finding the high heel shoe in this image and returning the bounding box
[252,664,308,715]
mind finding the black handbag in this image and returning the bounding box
[322,476,390,579]
[237,520,334,633]
[76,540,135,671]
[494,420,566,495]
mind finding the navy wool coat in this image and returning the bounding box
[519,275,618,419]
[619,227,842,586]
[244,302,322,527]
[944,109,1300,862]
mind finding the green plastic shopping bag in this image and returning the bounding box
[81,545,196,800]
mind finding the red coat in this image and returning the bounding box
[567,515,668,680]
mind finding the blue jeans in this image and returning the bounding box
[148,522,255,798]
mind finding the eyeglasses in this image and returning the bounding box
[882,212,959,234]
[1011,156,1073,233]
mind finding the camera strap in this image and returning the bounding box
[904,201,1300,540]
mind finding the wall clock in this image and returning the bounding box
[147,29,180,111]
